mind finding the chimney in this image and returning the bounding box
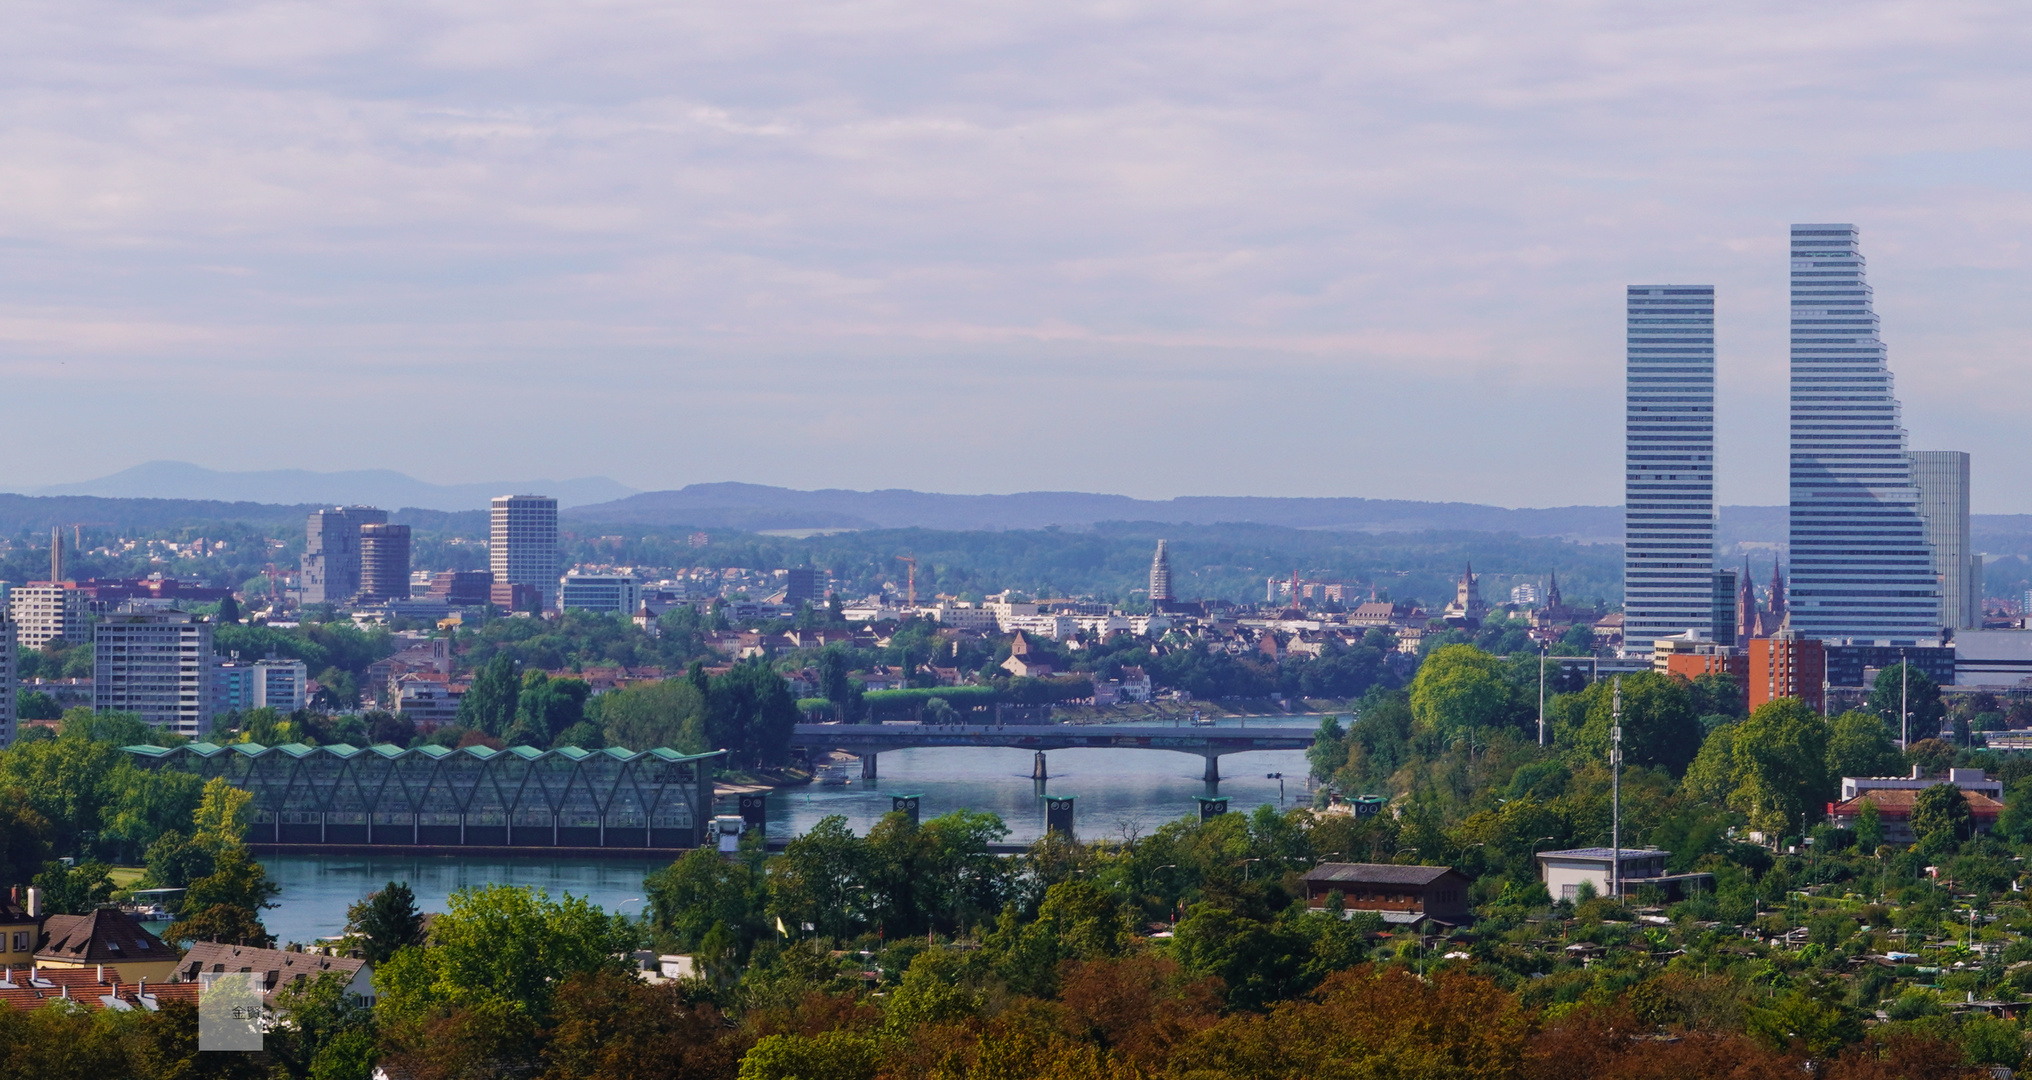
[138,977,146,996]
[25,888,39,919]
[97,963,104,983]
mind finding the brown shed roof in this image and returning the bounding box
[1302,863,1461,887]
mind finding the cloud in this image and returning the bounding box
[1,0,2029,507]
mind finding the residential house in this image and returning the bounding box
[1829,787,2003,846]
[176,942,375,1006]
[1536,847,1712,902]
[1299,863,1474,927]
[0,964,197,1014]
[33,908,178,982]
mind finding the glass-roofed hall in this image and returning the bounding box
[124,741,724,850]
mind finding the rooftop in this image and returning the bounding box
[35,909,169,965]
[1302,863,1459,886]
[1537,848,1671,862]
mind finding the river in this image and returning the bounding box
[235,736,1317,947]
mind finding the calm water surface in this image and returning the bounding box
[242,731,1317,946]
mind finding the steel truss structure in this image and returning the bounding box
[125,741,723,849]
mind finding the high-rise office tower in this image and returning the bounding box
[1149,540,1173,606]
[491,495,560,611]
[357,523,413,602]
[1907,450,1979,631]
[303,506,388,604]
[1787,225,1938,643]
[1622,284,1716,656]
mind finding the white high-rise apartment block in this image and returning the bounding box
[8,583,91,649]
[1787,225,1939,643]
[1622,285,1716,657]
[491,495,560,611]
[253,658,309,712]
[559,573,642,615]
[94,609,215,737]
[1908,450,1979,631]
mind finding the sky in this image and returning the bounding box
[2,1,2029,509]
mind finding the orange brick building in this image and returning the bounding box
[1748,632,1825,713]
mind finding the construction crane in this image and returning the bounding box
[899,555,918,609]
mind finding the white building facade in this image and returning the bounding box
[1787,225,1939,643]
[8,583,91,649]
[253,658,309,712]
[94,610,215,737]
[559,573,643,615]
[491,495,560,612]
[1622,285,1717,657]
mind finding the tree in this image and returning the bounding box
[1307,715,1348,780]
[0,791,53,886]
[1825,711,1904,782]
[457,654,520,736]
[600,678,708,752]
[167,846,279,947]
[1408,644,1515,742]
[506,672,592,747]
[1856,799,1883,852]
[1557,672,1702,775]
[645,848,765,953]
[268,969,377,1080]
[346,881,426,964]
[1727,699,1831,837]
[216,594,241,625]
[1869,663,1944,741]
[31,860,115,914]
[766,816,867,941]
[373,884,632,1028]
[1910,782,1976,855]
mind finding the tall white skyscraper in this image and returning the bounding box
[1622,285,1716,657]
[1787,224,1939,644]
[491,495,560,611]
[1908,450,1979,630]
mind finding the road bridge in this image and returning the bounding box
[790,721,1319,783]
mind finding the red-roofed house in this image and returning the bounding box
[1829,787,2003,846]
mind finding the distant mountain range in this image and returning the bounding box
[563,483,1636,541]
[28,461,636,512]
[9,472,2032,561]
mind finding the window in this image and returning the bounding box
[1561,884,1579,901]
[10,931,25,952]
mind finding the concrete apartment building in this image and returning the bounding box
[560,573,642,615]
[253,658,309,712]
[94,609,215,737]
[8,582,91,648]
[303,507,387,604]
[491,495,559,611]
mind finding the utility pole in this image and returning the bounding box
[1901,647,1909,747]
[1611,676,1622,901]
[1537,642,1547,746]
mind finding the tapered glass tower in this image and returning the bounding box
[1787,224,1938,643]
[1623,285,1716,656]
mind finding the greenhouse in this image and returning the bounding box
[124,741,724,850]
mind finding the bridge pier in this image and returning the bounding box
[1202,754,1220,784]
[1032,751,1048,780]
[860,753,877,781]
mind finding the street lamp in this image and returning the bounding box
[1538,641,1548,746]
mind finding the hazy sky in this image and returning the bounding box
[4,1,2029,509]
